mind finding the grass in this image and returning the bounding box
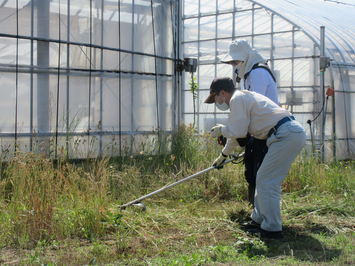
[0,125,354,264]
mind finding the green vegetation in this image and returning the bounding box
[0,125,354,264]
[188,74,199,128]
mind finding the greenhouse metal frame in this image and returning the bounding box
[0,0,354,160]
[0,0,180,159]
[182,0,354,160]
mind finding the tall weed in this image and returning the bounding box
[0,153,115,246]
[1,153,57,244]
[285,156,354,194]
[171,125,207,169]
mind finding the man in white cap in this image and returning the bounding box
[219,40,279,206]
[221,39,278,103]
[205,77,306,239]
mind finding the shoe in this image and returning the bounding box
[241,220,260,230]
[260,229,283,239]
[245,227,283,240]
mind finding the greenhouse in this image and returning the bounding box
[0,1,354,263]
[0,0,354,160]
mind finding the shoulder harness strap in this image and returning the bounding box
[244,63,276,82]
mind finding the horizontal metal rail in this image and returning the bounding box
[183,7,264,19]
[190,85,322,92]
[0,130,173,138]
[182,29,301,44]
[0,33,175,62]
[183,111,329,115]
[0,63,174,77]
[334,90,355,93]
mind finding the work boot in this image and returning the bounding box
[260,229,283,239]
[241,220,260,230]
[245,227,283,240]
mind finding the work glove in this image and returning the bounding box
[210,124,225,138]
[217,135,227,146]
[213,153,227,169]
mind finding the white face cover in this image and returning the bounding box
[216,102,229,111]
[235,61,246,79]
[215,100,229,111]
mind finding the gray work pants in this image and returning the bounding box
[251,120,306,232]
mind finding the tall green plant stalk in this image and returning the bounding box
[189,73,198,128]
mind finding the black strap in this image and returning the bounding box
[267,116,295,137]
[244,63,276,83]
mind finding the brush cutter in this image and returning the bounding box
[119,152,244,210]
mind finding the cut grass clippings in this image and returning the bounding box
[1,197,353,265]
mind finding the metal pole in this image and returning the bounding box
[87,0,93,158]
[118,0,122,158]
[320,26,325,161]
[130,0,135,154]
[30,0,34,152]
[291,26,295,114]
[0,31,173,60]
[119,156,239,209]
[196,0,201,131]
[331,71,336,160]
[311,43,317,156]
[232,0,235,39]
[172,0,179,131]
[36,0,50,154]
[251,4,255,47]
[120,166,216,208]
[178,0,183,128]
[150,0,161,140]
[99,0,104,156]
[231,0,237,87]
[270,14,274,71]
[66,0,71,158]
[14,0,19,153]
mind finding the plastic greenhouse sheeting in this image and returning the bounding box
[182,0,354,160]
[251,0,354,159]
[0,0,178,159]
[251,0,354,64]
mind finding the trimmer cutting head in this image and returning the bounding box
[132,202,146,211]
[120,201,146,211]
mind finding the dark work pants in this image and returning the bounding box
[244,136,268,206]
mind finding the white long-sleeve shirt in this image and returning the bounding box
[243,68,279,105]
[221,90,291,141]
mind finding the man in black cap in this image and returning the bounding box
[205,77,306,239]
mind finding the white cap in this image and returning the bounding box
[220,40,252,63]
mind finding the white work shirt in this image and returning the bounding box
[221,90,291,140]
[243,68,279,105]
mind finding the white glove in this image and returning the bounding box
[213,153,227,169]
[210,124,225,138]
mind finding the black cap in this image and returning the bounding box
[204,77,235,104]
